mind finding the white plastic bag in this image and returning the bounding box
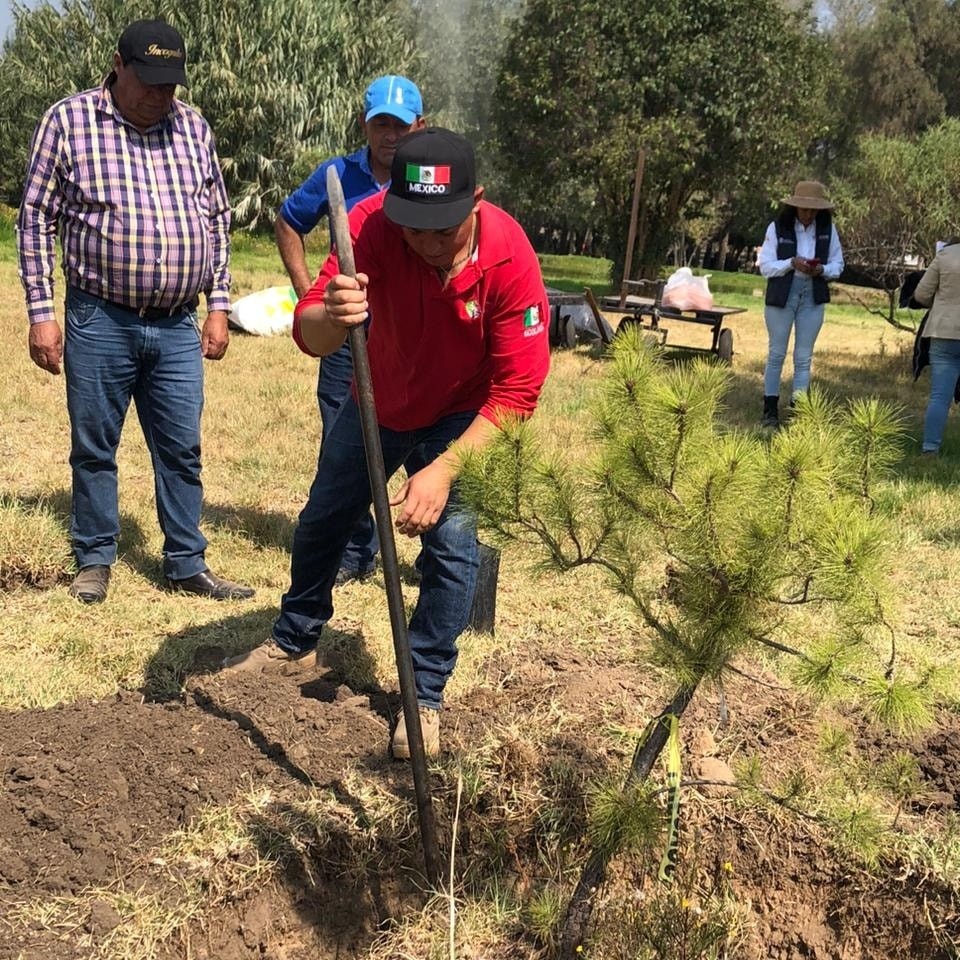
[660,267,714,312]
[229,286,298,336]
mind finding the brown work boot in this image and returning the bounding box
[68,565,111,604]
[391,706,441,759]
[220,640,318,675]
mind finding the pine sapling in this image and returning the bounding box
[457,329,923,956]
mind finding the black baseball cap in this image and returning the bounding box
[384,128,476,230]
[118,19,188,87]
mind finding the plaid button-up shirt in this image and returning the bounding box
[17,79,231,326]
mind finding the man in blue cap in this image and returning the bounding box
[274,75,425,585]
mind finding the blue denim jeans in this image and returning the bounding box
[64,287,208,579]
[763,274,825,398]
[317,338,379,572]
[922,338,960,452]
[273,398,480,708]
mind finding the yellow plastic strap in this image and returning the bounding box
[658,713,681,883]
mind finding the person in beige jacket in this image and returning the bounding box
[913,241,960,454]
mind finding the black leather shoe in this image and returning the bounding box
[69,565,111,604]
[335,563,376,586]
[166,568,255,600]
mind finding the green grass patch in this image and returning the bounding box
[229,230,284,275]
[539,253,614,294]
[0,496,72,590]
[0,203,16,263]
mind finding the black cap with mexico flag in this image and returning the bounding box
[384,128,476,230]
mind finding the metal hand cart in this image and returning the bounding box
[600,279,745,364]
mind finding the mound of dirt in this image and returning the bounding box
[0,652,958,959]
[0,672,403,960]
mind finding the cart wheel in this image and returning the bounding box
[561,314,578,349]
[614,315,638,338]
[717,328,734,365]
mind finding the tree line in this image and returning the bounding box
[3,0,960,293]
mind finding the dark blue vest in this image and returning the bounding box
[765,220,832,307]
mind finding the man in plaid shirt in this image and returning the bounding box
[17,18,254,604]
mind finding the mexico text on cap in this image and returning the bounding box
[383,128,476,231]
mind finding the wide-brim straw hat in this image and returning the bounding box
[781,179,833,210]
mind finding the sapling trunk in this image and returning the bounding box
[559,681,699,959]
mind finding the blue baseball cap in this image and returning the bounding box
[364,75,423,125]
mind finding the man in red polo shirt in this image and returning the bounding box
[225,128,550,758]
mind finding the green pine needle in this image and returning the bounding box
[861,676,933,734]
[587,779,662,860]
[830,802,885,868]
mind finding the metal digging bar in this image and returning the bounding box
[325,166,442,886]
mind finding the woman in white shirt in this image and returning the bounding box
[757,180,845,428]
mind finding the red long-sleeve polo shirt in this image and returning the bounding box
[293,193,550,431]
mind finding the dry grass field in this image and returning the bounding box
[3,238,960,959]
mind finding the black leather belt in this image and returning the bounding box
[69,287,200,320]
[106,297,199,319]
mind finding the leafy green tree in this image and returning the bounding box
[831,119,960,329]
[457,331,923,957]
[0,0,416,227]
[493,0,834,280]
[824,0,960,140]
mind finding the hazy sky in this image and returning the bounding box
[2,0,25,42]
[0,0,48,41]
[1,1,13,41]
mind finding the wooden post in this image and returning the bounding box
[620,148,646,307]
[717,231,730,272]
[584,287,614,345]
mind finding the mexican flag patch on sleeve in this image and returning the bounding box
[523,305,541,327]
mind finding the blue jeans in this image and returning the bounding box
[317,338,378,572]
[273,399,480,709]
[922,338,960,452]
[64,288,208,580]
[763,274,825,397]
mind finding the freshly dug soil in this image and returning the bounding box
[1,650,958,959]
